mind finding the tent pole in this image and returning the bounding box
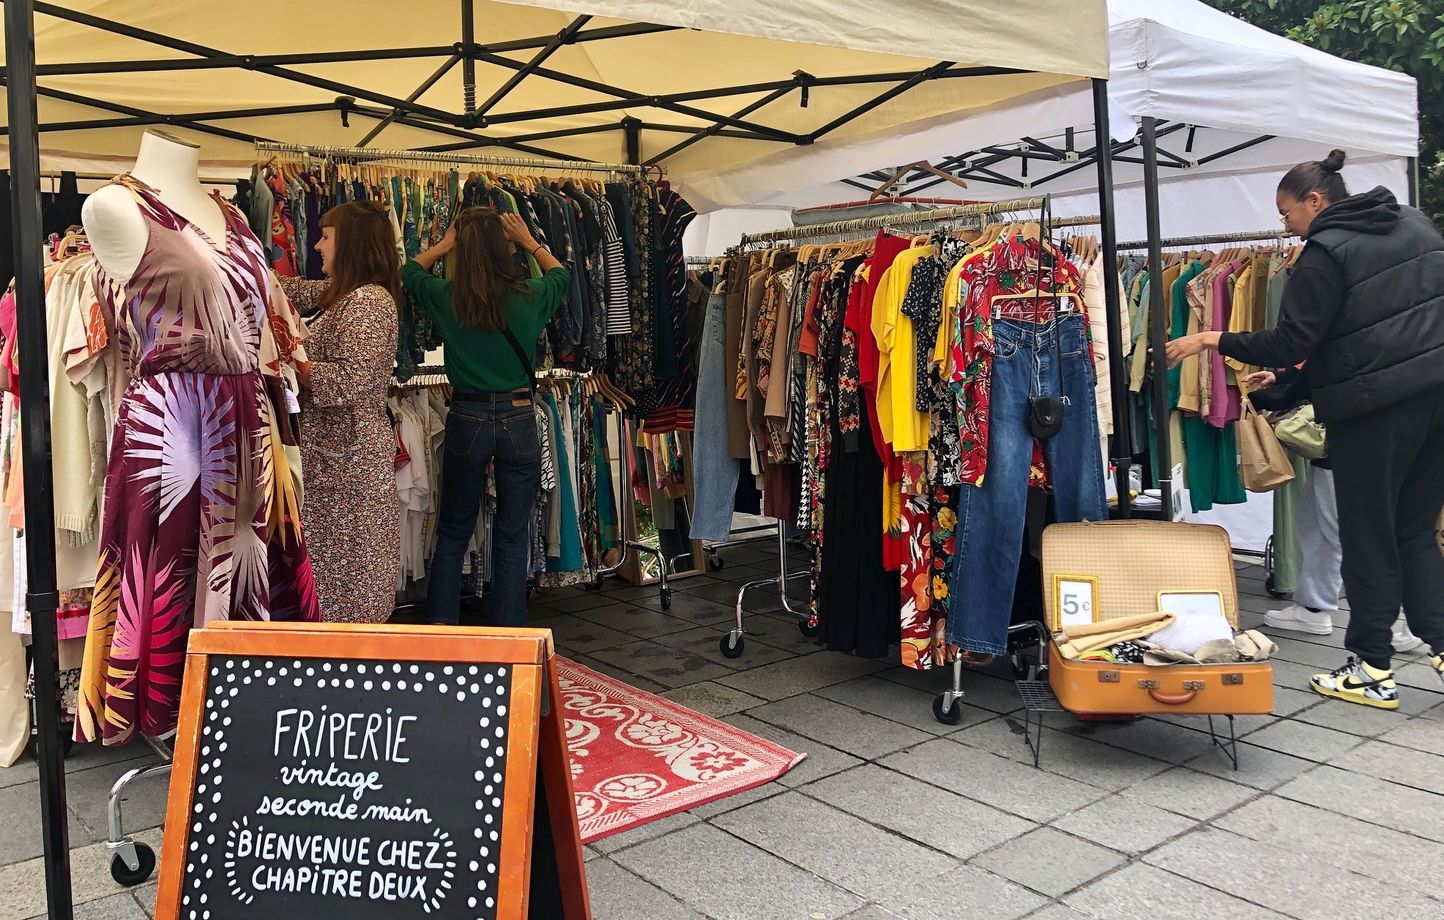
[460,0,477,118]
[1140,116,1174,521]
[1408,156,1419,208]
[5,0,73,917]
[1091,78,1132,517]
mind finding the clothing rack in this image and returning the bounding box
[253,140,645,176]
[37,169,241,186]
[1116,229,1295,250]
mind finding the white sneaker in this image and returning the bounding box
[1392,619,1425,653]
[1264,603,1334,636]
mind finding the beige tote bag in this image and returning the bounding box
[1238,402,1295,492]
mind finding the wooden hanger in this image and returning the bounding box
[867,161,968,202]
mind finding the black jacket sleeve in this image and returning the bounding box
[1218,245,1345,368]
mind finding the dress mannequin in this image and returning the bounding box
[81,130,228,283]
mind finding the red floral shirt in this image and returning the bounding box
[948,235,1087,488]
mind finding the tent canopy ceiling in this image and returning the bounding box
[683,0,1417,212]
[0,0,1107,183]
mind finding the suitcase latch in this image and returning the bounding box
[1183,680,1205,691]
[1098,671,1120,683]
[1222,673,1244,685]
[1136,678,1161,689]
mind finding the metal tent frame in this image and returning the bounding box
[0,2,1126,916]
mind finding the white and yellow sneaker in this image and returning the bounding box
[1429,650,1443,686]
[1310,657,1400,710]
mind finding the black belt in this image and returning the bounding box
[453,388,532,403]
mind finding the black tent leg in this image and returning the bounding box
[1091,78,1132,517]
[5,1,74,917]
[1140,116,1174,521]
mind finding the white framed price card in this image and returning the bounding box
[1051,574,1100,631]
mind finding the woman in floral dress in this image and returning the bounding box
[279,201,402,624]
[77,176,320,747]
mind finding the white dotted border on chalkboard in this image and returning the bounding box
[193,658,515,920]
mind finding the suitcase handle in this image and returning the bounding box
[1147,688,1198,706]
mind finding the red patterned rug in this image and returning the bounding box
[556,658,805,843]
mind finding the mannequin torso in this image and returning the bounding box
[81,130,229,283]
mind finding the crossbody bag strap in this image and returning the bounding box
[501,326,537,392]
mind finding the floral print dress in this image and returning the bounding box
[280,279,401,624]
[76,177,320,746]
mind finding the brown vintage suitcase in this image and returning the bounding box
[1043,520,1274,716]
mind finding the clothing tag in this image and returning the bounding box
[284,388,301,415]
[511,396,532,408]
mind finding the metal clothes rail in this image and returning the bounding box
[1117,229,1295,250]
[737,196,1050,244]
[254,139,645,175]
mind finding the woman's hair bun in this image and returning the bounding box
[1321,149,1347,173]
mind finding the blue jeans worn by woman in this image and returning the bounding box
[428,394,541,626]
[947,314,1108,655]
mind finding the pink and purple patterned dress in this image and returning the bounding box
[76,176,320,746]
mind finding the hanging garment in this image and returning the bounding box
[76,177,320,746]
[279,278,401,624]
[948,315,1108,656]
[690,291,739,542]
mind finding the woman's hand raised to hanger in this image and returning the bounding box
[412,225,456,272]
[501,212,564,273]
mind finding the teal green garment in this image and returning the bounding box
[1182,414,1247,513]
[400,261,570,393]
[1269,456,1308,594]
[546,392,583,571]
[1166,261,1205,409]
[592,399,619,551]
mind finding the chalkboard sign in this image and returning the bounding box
[155,623,590,920]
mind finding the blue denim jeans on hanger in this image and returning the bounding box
[428,394,541,627]
[690,292,740,542]
[947,314,1108,655]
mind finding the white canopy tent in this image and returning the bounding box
[684,0,1418,251]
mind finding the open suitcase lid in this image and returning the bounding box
[1041,520,1240,632]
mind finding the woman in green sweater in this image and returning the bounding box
[402,208,570,626]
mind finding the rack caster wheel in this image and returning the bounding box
[707,552,724,571]
[719,631,745,658]
[932,694,964,726]
[659,586,672,610]
[797,620,819,639]
[110,842,156,887]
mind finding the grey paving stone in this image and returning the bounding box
[838,907,902,920]
[571,602,698,638]
[955,717,1171,792]
[629,591,737,624]
[660,681,767,718]
[549,617,640,654]
[1065,862,1287,920]
[612,822,863,919]
[0,828,165,920]
[1023,905,1093,920]
[713,791,958,900]
[1184,741,1317,791]
[1051,794,1199,855]
[584,857,709,920]
[1120,765,1261,820]
[1270,636,1358,669]
[1378,712,1444,755]
[1238,719,1367,761]
[685,780,787,819]
[566,652,670,695]
[1145,826,1443,918]
[24,891,150,920]
[802,764,1035,860]
[716,653,888,701]
[132,881,156,916]
[875,665,1024,712]
[1216,794,1444,897]
[583,640,737,689]
[972,827,1126,897]
[543,591,622,613]
[1331,738,1444,795]
[0,743,154,792]
[589,811,701,855]
[814,675,994,734]
[1277,764,1444,843]
[0,777,126,861]
[879,738,1108,823]
[1288,695,1411,737]
[1390,662,1444,694]
[652,625,795,670]
[1065,716,1218,765]
[745,694,933,760]
[725,715,862,787]
[725,611,828,656]
[869,865,1046,920]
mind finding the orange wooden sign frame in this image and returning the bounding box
[154,622,590,920]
